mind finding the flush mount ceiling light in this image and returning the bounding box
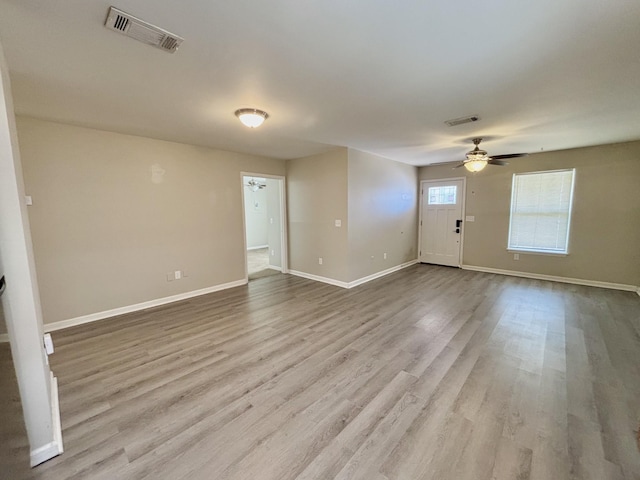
[235,108,269,128]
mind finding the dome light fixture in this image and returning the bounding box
[464,157,488,172]
[234,108,269,128]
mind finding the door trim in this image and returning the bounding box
[418,177,466,267]
[240,172,289,280]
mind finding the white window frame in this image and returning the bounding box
[507,169,576,255]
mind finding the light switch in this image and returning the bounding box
[25,196,33,206]
[335,219,342,227]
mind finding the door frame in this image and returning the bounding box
[240,172,289,281]
[418,177,467,267]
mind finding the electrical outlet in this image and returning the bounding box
[167,273,174,282]
[514,253,520,260]
[318,257,323,265]
[384,252,387,260]
[335,219,341,227]
[175,270,182,280]
[271,249,275,256]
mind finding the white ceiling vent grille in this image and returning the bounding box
[104,7,183,53]
[444,115,480,127]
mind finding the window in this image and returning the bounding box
[428,186,457,205]
[508,169,575,254]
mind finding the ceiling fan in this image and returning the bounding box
[455,138,527,172]
[245,178,267,192]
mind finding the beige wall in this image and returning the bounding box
[18,117,285,324]
[287,149,349,281]
[419,141,640,287]
[287,148,419,284]
[347,149,418,281]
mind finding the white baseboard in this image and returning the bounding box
[268,265,282,272]
[289,260,418,290]
[44,279,247,333]
[247,245,268,251]
[50,373,63,456]
[347,260,418,288]
[288,270,350,288]
[30,373,63,466]
[30,441,62,468]
[0,333,8,343]
[461,265,639,293]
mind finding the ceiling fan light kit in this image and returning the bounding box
[235,108,269,128]
[464,159,488,172]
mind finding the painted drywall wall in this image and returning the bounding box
[419,141,640,287]
[287,148,419,285]
[287,149,349,282]
[347,149,418,281]
[0,300,5,335]
[0,43,56,460]
[265,178,282,269]
[17,117,286,324]
[243,179,268,249]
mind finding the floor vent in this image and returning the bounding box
[445,115,480,127]
[104,7,183,53]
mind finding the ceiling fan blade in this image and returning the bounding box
[487,159,509,166]
[489,153,528,160]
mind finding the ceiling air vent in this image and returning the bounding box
[445,115,480,127]
[104,7,183,53]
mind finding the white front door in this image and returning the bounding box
[419,179,464,267]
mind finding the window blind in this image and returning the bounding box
[508,169,575,254]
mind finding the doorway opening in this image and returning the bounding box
[241,174,288,281]
[419,178,466,267]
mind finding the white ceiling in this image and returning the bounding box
[1,0,639,166]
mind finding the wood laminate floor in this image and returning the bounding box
[248,248,280,280]
[4,264,640,479]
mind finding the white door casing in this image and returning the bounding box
[419,179,465,267]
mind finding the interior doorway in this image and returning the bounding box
[241,174,288,281]
[419,178,465,267]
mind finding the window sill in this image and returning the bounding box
[507,249,568,257]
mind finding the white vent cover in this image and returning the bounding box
[104,7,183,53]
[444,115,480,127]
